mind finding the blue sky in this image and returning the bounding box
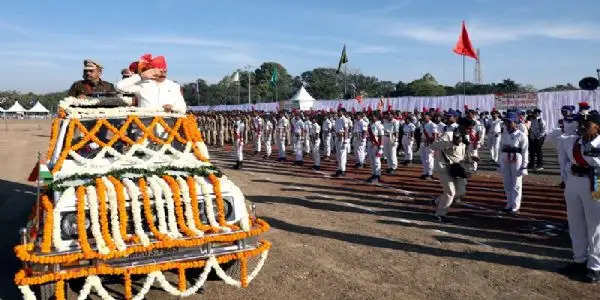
[1,0,599,93]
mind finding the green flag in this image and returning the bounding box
[336,45,348,74]
[270,66,278,87]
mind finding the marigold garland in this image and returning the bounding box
[55,280,65,300]
[15,218,270,265]
[95,178,117,252]
[178,267,186,292]
[108,176,137,243]
[138,178,170,241]
[240,257,249,288]
[46,118,61,162]
[76,186,95,256]
[40,195,54,253]
[124,272,132,300]
[14,240,271,286]
[186,176,212,232]
[208,173,226,226]
[52,121,76,173]
[163,175,197,237]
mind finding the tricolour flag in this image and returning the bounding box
[336,45,348,74]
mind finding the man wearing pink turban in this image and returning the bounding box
[116,54,186,113]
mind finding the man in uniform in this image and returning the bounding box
[252,112,264,154]
[487,110,503,164]
[263,114,274,158]
[401,114,417,165]
[68,59,116,98]
[352,112,368,168]
[420,113,439,180]
[276,112,289,161]
[310,115,322,170]
[466,110,485,170]
[303,115,312,155]
[292,113,305,165]
[322,113,334,160]
[529,108,547,171]
[233,114,246,169]
[383,111,400,174]
[366,111,385,183]
[499,110,529,214]
[333,109,349,177]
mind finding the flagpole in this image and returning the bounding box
[462,54,466,95]
[344,63,347,98]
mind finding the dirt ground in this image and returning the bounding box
[1,119,599,300]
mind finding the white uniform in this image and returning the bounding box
[383,119,400,170]
[555,117,579,182]
[335,116,349,172]
[264,119,273,157]
[322,118,333,157]
[561,135,600,271]
[368,120,385,176]
[431,131,468,217]
[234,119,245,162]
[468,120,485,170]
[352,118,368,166]
[311,122,321,167]
[421,121,439,176]
[344,117,353,155]
[402,122,416,162]
[499,129,529,212]
[293,118,304,162]
[253,116,264,153]
[487,118,503,163]
[115,74,187,113]
[303,120,311,154]
[276,116,289,159]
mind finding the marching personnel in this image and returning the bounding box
[276,112,289,161]
[487,110,503,164]
[344,113,353,156]
[303,115,312,155]
[218,114,225,147]
[352,112,368,168]
[401,114,417,165]
[322,113,333,160]
[366,111,385,183]
[420,113,439,180]
[431,117,476,223]
[559,112,600,282]
[383,111,400,174]
[233,114,246,169]
[467,110,485,170]
[263,114,274,158]
[252,112,264,154]
[499,110,529,214]
[310,116,322,170]
[333,109,349,177]
[293,114,305,165]
[529,108,547,171]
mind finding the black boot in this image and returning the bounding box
[233,161,240,169]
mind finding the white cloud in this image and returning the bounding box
[382,21,600,45]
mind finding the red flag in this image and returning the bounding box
[453,21,478,60]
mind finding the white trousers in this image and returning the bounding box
[420,145,434,176]
[469,146,479,170]
[264,138,272,157]
[277,137,286,158]
[336,139,347,172]
[235,140,244,162]
[345,138,351,155]
[368,144,382,176]
[294,136,303,161]
[304,136,311,154]
[324,134,332,157]
[565,173,600,270]
[402,136,414,161]
[500,157,523,211]
[383,137,398,170]
[354,138,367,164]
[312,139,321,166]
[254,132,262,152]
[435,171,467,216]
[488,134,501,163]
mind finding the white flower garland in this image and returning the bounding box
[196,141,210,160]
[77,275,116,300]
[85,186,110,254]
[59,96,185,120]
[248,250,269,283]
[101,177,127,251]
[147,176,170,237]
[131,272,158,300]
[211,256,242,288]
[122,178,151,246]
[194,175,221,230]
[18,285,36,300]
[52,186,75,252]
[222,177,251,232]
[156,176,183,238]
[176,176,204,236]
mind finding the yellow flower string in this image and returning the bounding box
[95,178,116,251]
[40,195,53,253]
[186,176,213,232]
[55,280,65,300]
[178,267,186,292]
[46,118,61,162]
[108,176,137,243]
[138,178,170,241]
[76,186,95,256]
[163,175,197,237]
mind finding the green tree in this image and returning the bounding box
[301,68,342,99]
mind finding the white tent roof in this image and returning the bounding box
[6,101,26,113]
[290,86,315,102]
[28,101,50,113]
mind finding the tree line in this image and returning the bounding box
[0,61,579,112]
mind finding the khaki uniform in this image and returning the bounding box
[68,79,116,97]
[431,131,469,217]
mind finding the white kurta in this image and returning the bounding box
[116,74,186,113]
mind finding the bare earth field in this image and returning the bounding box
[1,119,599,300]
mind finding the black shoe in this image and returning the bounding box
[586,269,600,283]
[420,174,428,180]
[559,182,565,189]
[366,175,375,183]
[435,215,452,224]
[312,165,320,171]
[233,162,240,169]
[340,171,346,177]
[367,175,379,183]
[558,262,587,276]
[354,163,361,168]
[402,161,409,166]
[332,170,342,177]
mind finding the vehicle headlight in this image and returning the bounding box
[199,196,234,223]
[60,212,90,240]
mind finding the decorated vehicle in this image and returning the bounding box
[14,95,270,300]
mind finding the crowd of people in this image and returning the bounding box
[63,54,600,283]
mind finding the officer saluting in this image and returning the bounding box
[559,112,600,282]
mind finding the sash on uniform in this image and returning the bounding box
[573,139,600,196]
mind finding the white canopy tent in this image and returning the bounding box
[27,101,50,114]
[286,85,315,111]
[6,101,26,113]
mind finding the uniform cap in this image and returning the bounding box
[83,59,102,70]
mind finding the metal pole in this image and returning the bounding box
[196,79,201,106]
[248,71,251,104]
[344,64,347,98]
[237,80,240,105]
[462,55,466,95]
[35,151,41,233]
